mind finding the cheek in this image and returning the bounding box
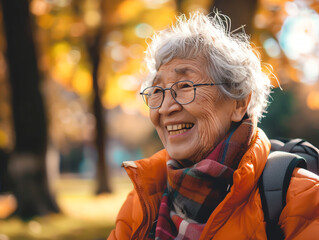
[195,93,233,147]
[149,110,166,145]
[149,109,157,126]
[197,107,226,147]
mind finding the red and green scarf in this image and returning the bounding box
[155,118,255,240]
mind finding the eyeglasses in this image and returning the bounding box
[140,80,226,109]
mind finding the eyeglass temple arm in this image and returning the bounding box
[193,83,226,87]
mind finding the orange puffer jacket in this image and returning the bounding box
[108,129,319,240]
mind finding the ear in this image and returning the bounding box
[231,93,251,122]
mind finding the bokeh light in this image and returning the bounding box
[135,23,153,38]
[279,5,319,84]
[84,10,101,28]
[142,0,170,9]
[263,38,281,58]
[30,0,51,16]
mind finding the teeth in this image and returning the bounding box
[169,129,187,135]
[166,123,194,133]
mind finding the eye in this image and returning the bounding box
[149,86,162,95]
[176,81,193,89]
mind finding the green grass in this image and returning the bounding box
[0,215,112,240]
[0,176,133,240]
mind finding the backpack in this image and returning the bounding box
[259,138,319,239]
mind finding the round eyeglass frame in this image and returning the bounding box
[140,80,226,109]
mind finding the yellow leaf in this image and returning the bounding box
[114,0,144,23]
[307,91,319,110]
[0,129,8,148]
[72,69,93,96]
[37,14,54,29]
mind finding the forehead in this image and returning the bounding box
[153,58,207,85]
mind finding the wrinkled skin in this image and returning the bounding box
[149,58,249,165]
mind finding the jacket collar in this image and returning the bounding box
[123,149,168,195]
[122,128,270,239]
[122,149,168,239]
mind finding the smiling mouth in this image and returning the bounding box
[166,123,194,135]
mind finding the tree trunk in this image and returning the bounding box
[0,149,9,193]
[176,0,184,14]
[85,3,111,194]
[211,0,258,35]
[1,0,59,218]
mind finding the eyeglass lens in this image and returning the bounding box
[143,80,195,108]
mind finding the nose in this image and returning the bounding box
[158,89,182,115]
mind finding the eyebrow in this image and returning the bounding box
[174,67,196,75]
[153,67,196,85]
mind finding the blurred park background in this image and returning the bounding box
[0,0,318,239]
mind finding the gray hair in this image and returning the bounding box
[142,12,273,121]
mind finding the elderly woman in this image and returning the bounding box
[108,12,319,240]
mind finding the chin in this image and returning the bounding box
[167,150,182,161]
[167,149,198,166]
[168,149,186,161]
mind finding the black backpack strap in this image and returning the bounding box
[279,138,304,152]
[259,151,307,240]
[271,138,319,173]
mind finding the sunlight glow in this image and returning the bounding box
[263,38,281,58]
[30,0,51,16]
[118,75,140,91]
[302,58,319,85]
[285,1,299,16]
[28,221,42,234]
[111,45,127,62]
[135,23,153,38]
[279,11,319,59]
[0,234,9,240]
[84,10,101,28]
[279,7,319,84]
[142,0,169,9]
[67,49,81,65]
[307,91,319,110]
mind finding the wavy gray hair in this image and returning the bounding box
[142,12,273,121]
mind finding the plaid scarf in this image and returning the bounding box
[155,119,254,240]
